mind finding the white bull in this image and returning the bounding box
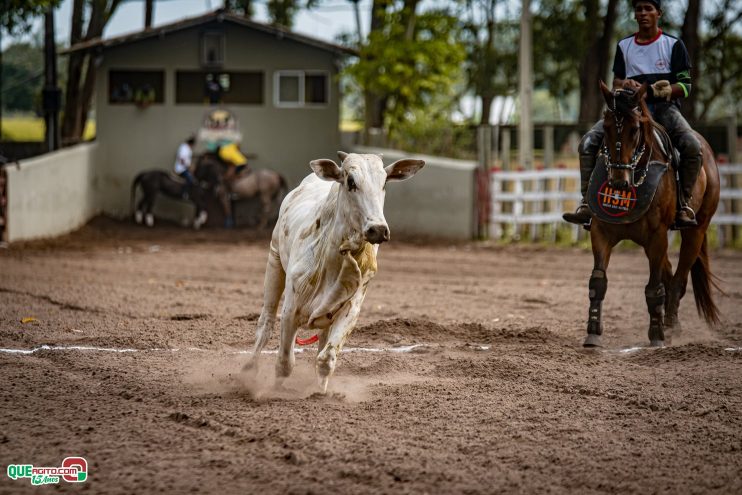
[244,152,425,392]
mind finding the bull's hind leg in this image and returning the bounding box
[644,233,670,347]
[243,245,285,372]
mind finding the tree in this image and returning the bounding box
[0,0,56,34]
[61,0,123,144]
[1,41,44,113]
[577,0,620,125]
[460,0,518,125]
[348,5,465,139]
[695,0,742,121]
[532,0,583,109]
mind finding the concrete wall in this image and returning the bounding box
[352,146,478,240]
[5,143,99,242]
[96,21,341,218]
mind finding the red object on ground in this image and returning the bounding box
[295,334,319,345]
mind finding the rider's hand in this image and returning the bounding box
[651,80,672,101]
[623,79,641,91]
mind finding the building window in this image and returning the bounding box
[201,31,225,68]
[176,71,264,105]
[274,71,329,107]
[109,70,164,105]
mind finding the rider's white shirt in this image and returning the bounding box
[174,143,192,174]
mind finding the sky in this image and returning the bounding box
[2,0,373,49]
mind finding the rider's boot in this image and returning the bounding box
[674,152,702,229]
[563,153,595,225]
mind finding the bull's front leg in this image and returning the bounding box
[316,294,365,394]
[275,295,300,385]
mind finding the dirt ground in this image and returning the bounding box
[1,218,741,494]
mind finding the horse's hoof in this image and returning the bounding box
[134,211,143,224]
[649,339,665,348]
[145,214,154,227]
[583,334,603,347]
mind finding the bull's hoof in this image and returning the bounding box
[583,334,603,347]
[318,375,329,394]
[649,339,665,348]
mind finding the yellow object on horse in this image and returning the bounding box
[218,143,248,167]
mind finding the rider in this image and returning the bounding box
[563,0,700,229]
[217,142,250,183]
[174,135,196,198]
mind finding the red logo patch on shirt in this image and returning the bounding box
[655,60,668,70]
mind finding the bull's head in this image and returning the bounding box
[310,152,425,244]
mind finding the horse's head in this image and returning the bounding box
[599,80,652,189]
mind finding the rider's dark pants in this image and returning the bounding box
[653,103,703,203]
[578,103,702,204]
[179,170,194,187]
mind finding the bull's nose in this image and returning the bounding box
[365,225,390,244]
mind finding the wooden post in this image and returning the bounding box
[477,125,493,239]
[518,0,534,170]
[544,125,554,168]
[728,116,739,243]
[501,128,511,170]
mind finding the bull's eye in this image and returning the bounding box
[347,176,357,192]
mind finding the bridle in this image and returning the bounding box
[599,92,652,188]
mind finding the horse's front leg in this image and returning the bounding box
[584,225,615,347]
[644,232,670,347]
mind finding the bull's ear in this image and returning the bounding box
[385,158,425,182]
[310,159,343,182]
[337,151,349,162]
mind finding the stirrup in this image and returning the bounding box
[562,203,591,225]
[680,205,696,219]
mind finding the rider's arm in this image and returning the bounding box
[670,40,692,100]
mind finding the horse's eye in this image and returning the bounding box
[347,176,357,192]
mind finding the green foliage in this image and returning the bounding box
[532,0,584,99]
[266,0,300,28]
[0,0,58,35]
[347,6,465,137]
[459,0,518,103]
[1,41,44,112]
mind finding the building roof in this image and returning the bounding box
[61,9,357,57]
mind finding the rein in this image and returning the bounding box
[600,93,656,188]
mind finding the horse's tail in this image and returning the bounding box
[690,233,722,325]
[130,172,145,217]
[275,174,289,206]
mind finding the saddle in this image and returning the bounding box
[587,124,675,225]
[169,172,187,185]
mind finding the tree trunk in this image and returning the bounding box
[577,0,619,125]
[363,0,390,144]
[145,0,154,28]
[61,0,120,145]
[480,94,494,126]
[681,0,700,123]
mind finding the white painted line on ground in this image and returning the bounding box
[0,344,430,356]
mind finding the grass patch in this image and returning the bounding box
[1,116,96,141]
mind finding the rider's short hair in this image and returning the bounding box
[186,135,196,145]
[632,0,661,10]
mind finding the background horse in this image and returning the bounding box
[130,170,208,229]
[194,154,288,229]
[583,81,720,348]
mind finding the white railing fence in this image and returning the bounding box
[489,164,742,246]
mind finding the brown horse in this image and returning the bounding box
[194,154,288,229]
[583,81,720,348]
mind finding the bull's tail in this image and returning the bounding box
[690,234,722,325]
[130,172,145,218]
